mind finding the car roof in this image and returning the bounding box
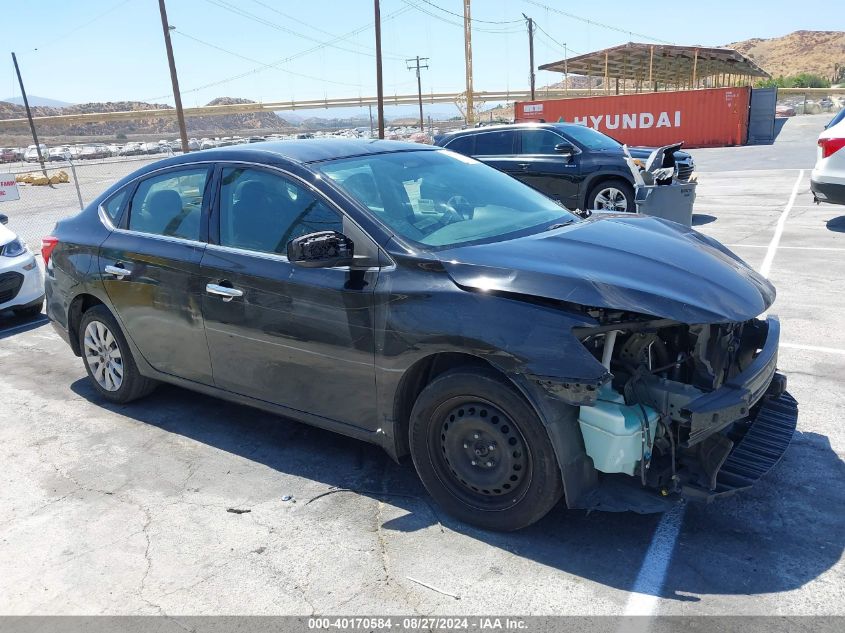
[158,138,436,167]
[441,122,585,139]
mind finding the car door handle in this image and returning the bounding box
[104,264,131,279]
[206,283,243,302]
[517,163,531,170]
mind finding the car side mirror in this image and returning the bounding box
[554,142,575,156]
[287,231,354,268]
[0,214,8,225]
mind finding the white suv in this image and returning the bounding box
[811,111,845,205]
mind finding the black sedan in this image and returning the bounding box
[44,140,795,530]
[435,122,694,212]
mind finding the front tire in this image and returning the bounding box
[409,368,563,531]
[78,305,156,403]
[587,179,635,212]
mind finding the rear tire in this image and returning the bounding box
[78,305,156,403]
[587,179,635,212]
[409,367,563,531]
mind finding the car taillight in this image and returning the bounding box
[818,137,845,159]
[41,236,58,265]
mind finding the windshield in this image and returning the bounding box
[557,125,622,151]
[318,149,576,248]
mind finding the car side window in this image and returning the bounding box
[444,135,474,156]
[128,168,210,240]
[520,129,564,155]
[219,166,343,256]
[102,188,129,225]
[473,130,516,155]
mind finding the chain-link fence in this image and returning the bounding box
[776,91,844,117]
[0,153,174,249]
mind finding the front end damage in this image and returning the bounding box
[553,310,798,511]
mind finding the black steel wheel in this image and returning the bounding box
[435,399,533,510]
[409,367,563,531]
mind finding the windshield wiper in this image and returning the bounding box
[545,219,577,231]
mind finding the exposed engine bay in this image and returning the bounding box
[573,309,788,501]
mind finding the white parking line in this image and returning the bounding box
[727,244,845,252]
[781,342,845,356]
[760,170,805,279]
[621,503,686,619]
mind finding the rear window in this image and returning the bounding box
[102,189,129,224]
[473,130,516,155]
[444,134,474,156]
[128,168,210,241]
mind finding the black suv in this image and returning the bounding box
[435,122,694,212]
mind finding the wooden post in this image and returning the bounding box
[158,0,189,153]
[463,0,474,124]
[374,0,385,138]
[649,45,655,91]
[692,48,698,89]
[604,52,609,94]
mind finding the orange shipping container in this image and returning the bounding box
[515,87,750,148]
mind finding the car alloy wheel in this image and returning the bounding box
[592,186,629,211]
[432,397,533,511]
[83,320,124,392]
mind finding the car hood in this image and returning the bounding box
[437,214,775,324]
[626,146,692,162]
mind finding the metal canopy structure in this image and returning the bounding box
[539,42,770,90]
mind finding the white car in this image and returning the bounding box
[0,215,44,318]
[811,111,845,205]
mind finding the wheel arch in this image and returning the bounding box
[580,172,636,210]
[390,350,599,509]
[67,293,107,356]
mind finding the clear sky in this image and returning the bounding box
[2,0,835,108]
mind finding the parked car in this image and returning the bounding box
[43,140,795,531]
[0,214,44,318]
[811,115,845,205]
[435,122,695,212]
[120,142,144,156]
[48,146,72,161]
[79,144,110,160]
[0,147,17,163]
[24,144,48,162]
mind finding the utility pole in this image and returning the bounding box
[11,52,49,179]
[374,0,385,139]
[522,14,535,100]
[158,0,189,153]
[463,0,474,125]
[406,56,429,131]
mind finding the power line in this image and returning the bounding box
[524,0,673,45]
[139,5,414,101]
[415,0,521,25]
[173,30,366,88]
[29,0,132,53]
[533,21,578,56]
[203,0,408,60]
[400,0,522,34]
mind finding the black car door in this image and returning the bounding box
[98,165,214,384]
[515,128,582,208]
[199,164,379,429]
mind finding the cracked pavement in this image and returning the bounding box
[0,115,843,616]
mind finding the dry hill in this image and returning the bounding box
[728,30,845,80]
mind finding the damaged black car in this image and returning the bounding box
[44,140,797,531]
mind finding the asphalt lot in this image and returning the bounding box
[0,113,843,617]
